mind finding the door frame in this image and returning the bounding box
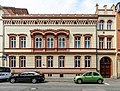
[100,56,112,78]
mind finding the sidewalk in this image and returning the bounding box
[45,77,119,82]
[45,77,74,82]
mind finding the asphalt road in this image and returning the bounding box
[0,78,120,91]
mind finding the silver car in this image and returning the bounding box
[0,72,11,81]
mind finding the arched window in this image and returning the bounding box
[35,35,42,48]
[107,20,112,30]
[47,35,54,48]
[99,20,104,30]
[58,35,66,48]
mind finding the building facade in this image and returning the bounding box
[116,2,120,78]
[0,3,119,78]
[96,4,116,78]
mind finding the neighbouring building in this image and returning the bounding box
[96,4,116,78]
[116,2,120,78]
[0,3,119,78]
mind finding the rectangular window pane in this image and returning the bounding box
[75,37,80,48]
[47,56,53,67]
[9,56,16,67]
[75,56,80,67]
[85,37,90,48]
[99,37,104,49]
[35,56,41,67]
[107,38,111,49]
[59,56,64,67]
[85,56,91,67]
[20,56,26,67]
[20,37,26,48]
[10,37,16,48]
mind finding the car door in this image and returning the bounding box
[83,72,93,82]
[92,72,100,82]
[17,73,27,82]
[26,73,34,82]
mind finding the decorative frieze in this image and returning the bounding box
[3,19,97,25]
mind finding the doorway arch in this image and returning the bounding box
[100,57,112,78]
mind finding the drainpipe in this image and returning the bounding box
[0,5,5,67]
[2,21,5,66]
[96,21,98,72]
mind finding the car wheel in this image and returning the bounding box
[32,78,37,83]
[10,78,16,83]
[97,79,103,84]
[77,79,82,84]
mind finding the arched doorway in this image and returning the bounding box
[100,57,112,78]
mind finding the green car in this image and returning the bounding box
[74,72,104,84]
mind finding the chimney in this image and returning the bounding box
[103,5,107,14]
[95,3,99,14]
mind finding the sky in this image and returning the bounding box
[0,0,120,14]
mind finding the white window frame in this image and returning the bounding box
[11,37,16,48]
[75,37,80,48]
[85,37,90,48]
[47,35,54,48]
[75,56,80,67]
[35,56,41,67]
[107,38,112,49]
[35,35,42,48]
[99,21,104,30]
[20,56,26,67]
[107,21,112,30]
[20,37,26,48]
[47,56,53,67]
[59,56,64,67]
[85,56,91,67]
[10,56,16,67]
[58,35,66,48]
[99,37,104,49]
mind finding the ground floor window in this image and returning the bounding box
[48,74,52,77]
[9,56,16,67]
[47,56,53,67]
[59,56,65,67]
[19,56,26,67]
[85,56,91,67]
[35,56,41,67]
[76,74,80,76]
[75,56,80,67]
[60,74,64,77]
